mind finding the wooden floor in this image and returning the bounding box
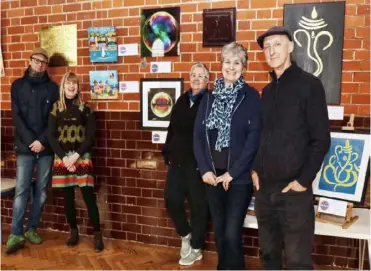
[0,229,244,270]
[1,229,352,270]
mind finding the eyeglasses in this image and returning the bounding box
[190,73,208,80]
[31,57,48,66]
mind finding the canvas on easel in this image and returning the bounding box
[313,132,370,228]
[313,132,370,203]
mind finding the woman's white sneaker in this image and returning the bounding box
[180,233,191,258]
[179,249,203,266]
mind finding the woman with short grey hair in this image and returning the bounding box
[221,42,248,68]
[163,62,209,266]
[190,62,210,80]
[194,42,261,270]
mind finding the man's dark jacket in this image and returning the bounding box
[194,83,261,184]
[252,62,330,192]
[11,68,59,156]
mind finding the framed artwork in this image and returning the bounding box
[284,2,345,104]
[140,78,183,130]
[203,8,236,47]
[313,132,370,203]
[88,27,118,63]
[141,7,180,57]
[89,70,119,100]
[40,24,77,66]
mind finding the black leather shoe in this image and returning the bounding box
[94,231,104,252]
[66,228,79,247]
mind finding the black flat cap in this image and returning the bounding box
[257,26,293,49]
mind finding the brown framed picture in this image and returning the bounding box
[203,8,236,47]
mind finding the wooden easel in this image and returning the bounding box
[247,210,255,216]
[315,198,359,229]
[342,114,355,131]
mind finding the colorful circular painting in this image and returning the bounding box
[150,92,173,118]
[142,11,179,54]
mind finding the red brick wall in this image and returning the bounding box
[1,0,370,269]
[0,0,370,114]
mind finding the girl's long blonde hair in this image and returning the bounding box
[57,72,84,112]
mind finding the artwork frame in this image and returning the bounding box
[203,7,236,47]
[89,70,119,100]
[313,132,370,203]
[140,78,183,130]
[140,7,180,57]
[88,26,118,63]
[283,2,345,105]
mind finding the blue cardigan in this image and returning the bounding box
[193,83,261,184]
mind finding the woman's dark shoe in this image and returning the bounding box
[66,228,79,247]
[94,231,104,252]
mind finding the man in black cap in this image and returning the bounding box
[252,26,330,269]
[6,48,59,254]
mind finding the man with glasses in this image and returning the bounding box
[6,48,59,254]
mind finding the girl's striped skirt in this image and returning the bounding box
[52,152,94,188]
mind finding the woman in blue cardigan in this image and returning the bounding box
[194,42,261,270]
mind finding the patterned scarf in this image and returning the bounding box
[188,89,206,103]
[206,76,245,151]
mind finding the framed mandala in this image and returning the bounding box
[140,78,183,130]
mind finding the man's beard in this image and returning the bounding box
[29,66,45,77]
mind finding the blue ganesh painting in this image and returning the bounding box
[318,138,364,195]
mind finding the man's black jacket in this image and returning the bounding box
[252,62,330,192]
[11,68,59,156]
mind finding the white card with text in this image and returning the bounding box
[318,197,347,217]
[118,44,138,56]
[119,81,139,93]
[152,131,167,144]
[150,62,171,73]
[327,106,344,120]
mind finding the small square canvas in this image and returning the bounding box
[89,70,119,100]
[313,132,370,203]
[203,8,236,47]
[88,27,118,62]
